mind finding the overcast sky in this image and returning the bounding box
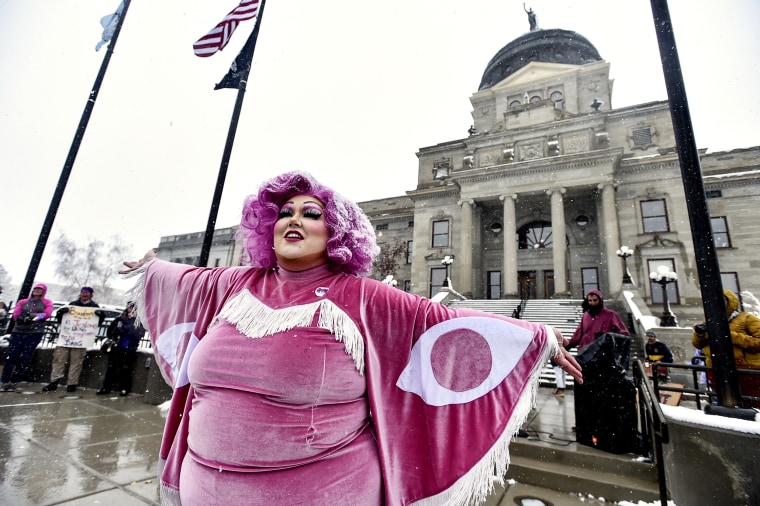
[1,0,758,300]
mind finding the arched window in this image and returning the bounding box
[551,91,564,110]
[518,221,553,249]
[530,95,542,103]
[509,100,522,108]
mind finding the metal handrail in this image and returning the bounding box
[648,361,760,409]
[632,359,669,506]
[511,281,532,319]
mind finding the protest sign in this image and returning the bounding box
[58,307,100,348]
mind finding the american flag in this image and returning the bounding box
[193,0,260,57]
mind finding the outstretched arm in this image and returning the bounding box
[119,249,157,274]
[549,326,583,384]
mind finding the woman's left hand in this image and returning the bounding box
[549,326,583,384]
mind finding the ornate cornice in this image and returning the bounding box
[406,186,461,202]
[704,177,760,190]
[618,158,680,175]
[454,152,619,185]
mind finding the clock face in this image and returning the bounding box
[480,106,491,116]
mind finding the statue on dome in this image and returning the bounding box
[524,3,538,31]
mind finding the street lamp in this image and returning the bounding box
[649,265,678,327]
[616,246,634,284]
[382,275,398,287]
[441,255,454,288]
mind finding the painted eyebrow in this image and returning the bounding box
[284,200,325,209]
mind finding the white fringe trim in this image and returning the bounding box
[122,258,156,331]
[160,483,182,506]
[215,289,366,374]
[411,325,559,506]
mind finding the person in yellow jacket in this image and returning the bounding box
[693,289,760,407]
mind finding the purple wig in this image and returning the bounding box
[239,171,379,276]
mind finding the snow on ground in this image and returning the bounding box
[660,404,760,433]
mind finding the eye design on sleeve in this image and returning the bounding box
[156,321,198,388]
[396,317,534,406]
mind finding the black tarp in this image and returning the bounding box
[574,332,640,454]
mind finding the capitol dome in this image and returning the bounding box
[478,28,602,91]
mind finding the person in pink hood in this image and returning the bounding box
[567,289,630,352]
[121,171,582,506]
[2,283,53,391]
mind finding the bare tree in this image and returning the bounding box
[53,233,132,303]
[374,240,407,280]
[0,264,10,289]
[0,264,11,301]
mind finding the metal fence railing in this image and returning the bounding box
[1,319,154,351]
[648,361,760,410]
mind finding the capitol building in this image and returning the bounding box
[157,20,760,326]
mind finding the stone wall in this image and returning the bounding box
[1,346,173,405]
[663,413,760,505]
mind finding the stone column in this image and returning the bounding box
[599,183,622,294]
[547,188,568,295]
[458,199,475,296]
[500,194,518,297]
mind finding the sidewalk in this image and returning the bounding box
[0,383,617,506]
[0,384,163,505]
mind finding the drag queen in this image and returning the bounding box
[122,171,581,506]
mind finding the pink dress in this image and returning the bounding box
[133,260,558,505]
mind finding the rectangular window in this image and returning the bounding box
[376,223,388,231]
[721,272,740,297]
[648,259,679,305]
[641,199,670,233]
[581,268,599,295]
[487,271,501,300]
[430,267,447,297]
[711,217,731,248]
[706,190,722,199]
[404,280,411,293]
[406,241,413,264]
[408,221,415,227]
[632,126,653,147]
[432,220,450,247]
[214,258,221,267]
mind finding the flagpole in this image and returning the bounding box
[17,0,132,303]
[199,0,267,267]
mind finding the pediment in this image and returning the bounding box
[490,62,579,90]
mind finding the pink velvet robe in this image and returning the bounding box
[132,260,558,506]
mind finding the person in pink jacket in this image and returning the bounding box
[121,171,582,506]
[567,289,630,352]
[2,283,53,391]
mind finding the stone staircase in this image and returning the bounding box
[504,438,660,503]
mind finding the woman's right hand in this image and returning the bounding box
[119,249,157,274]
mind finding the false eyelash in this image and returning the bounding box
[278,208,295,219]
[303,208,323,219]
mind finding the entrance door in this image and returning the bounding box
[518,271,536,299]
[544,270,555,299]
